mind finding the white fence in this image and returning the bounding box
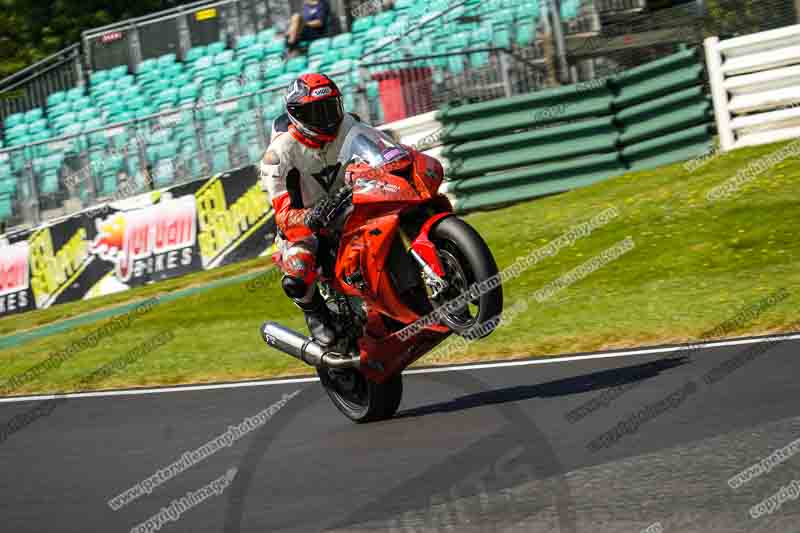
[377,110,447,165]
[705,24,800,152]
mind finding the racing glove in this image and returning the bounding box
[304,186,353,234]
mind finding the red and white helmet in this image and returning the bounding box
[285,73,345,146]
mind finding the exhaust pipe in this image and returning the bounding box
[261,322,360,369]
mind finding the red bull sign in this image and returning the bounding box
[93,197,197,282]
[0,242,30,313]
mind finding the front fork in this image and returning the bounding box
[399,212,453,300]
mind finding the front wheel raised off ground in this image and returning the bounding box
[429,216,504,339]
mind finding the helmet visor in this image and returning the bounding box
[291,97,344,134]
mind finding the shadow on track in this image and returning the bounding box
[396,357,689,419]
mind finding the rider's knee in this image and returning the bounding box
[282,275,308,299]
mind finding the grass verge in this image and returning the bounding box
[1,138,799,396]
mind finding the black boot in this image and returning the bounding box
[296,289,336,347]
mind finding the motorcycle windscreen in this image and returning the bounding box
[337,123,410,169]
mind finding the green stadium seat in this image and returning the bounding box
[108,65,129,80]
[121,86,141,101]
[96,91,120,109]
[126,96,146,112]
[341,43,364,60]
[71,96,93,113]
[137,58,159,74]
[308,37,332,58]
[212,151,230,172]
[83,117,104,131]
[286,56,308,73]
[222,60,243,80]
[136,106,157,119]
[0,197,12,220]
[257,27,277,42]
[145,79,171,95]
[192,55,214,73]
[153,160,175,187]
[162,62,184,80]
[157,53,177,68]
[207,41,226,56]
[40,174,60,194]
[185,46,207,63]
[46,92,68,108]
[263,62,285,80]
[160,141,179,160]
[6,124,27,140]
[115,75,136,90]
[110,111,134,125]
[214,50,235,65]
[171,72,192,88]
[24,108,44,122]
[241,81,262,95]
[352,15,374,34]
[320,49,342,67]
[374,11,396,27]
[78,108,101,123]
[63,122,83,137]
[364,25,384,44]
[102,176,118,194]
[494,28,512,48]
[178,84,199,103]
[204,116,225,133]
[91,70,110,86]
[515,23,534,45]
[332,33,354,49]
[448,55,465,74]
[137,65,162,82]
[220,81,242,99]
[264,39,286,56]
[66,87,85,100]
[106,100,127,116]
[237,34,258,50]
[27,118,48,134]
[242,63,262,83]
[242,44,266,63]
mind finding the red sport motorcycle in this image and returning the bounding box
[261,123,503,422]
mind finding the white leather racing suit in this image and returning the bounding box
[259,113,358,297]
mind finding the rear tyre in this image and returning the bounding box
[429,216,503,339]
[317,368,403,423]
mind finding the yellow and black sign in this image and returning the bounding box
[195,8,217,21]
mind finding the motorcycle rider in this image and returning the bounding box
[260,73,356,347]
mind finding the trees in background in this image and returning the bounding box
[0,0,190,79]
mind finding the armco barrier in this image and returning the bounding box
[0,166,276,318]
[705,24,800,151]
[612,45,714,171]
[437,47,714,212]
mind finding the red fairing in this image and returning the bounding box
[410,212,453,277]
[306,143,458,383]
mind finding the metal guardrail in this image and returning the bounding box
[359,47,550,125]
[82,0,272,73]
[0,68,351,230]
[0,45,84,126]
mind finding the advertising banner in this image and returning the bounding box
[0,166,276,318]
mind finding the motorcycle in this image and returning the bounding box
[261,123,503,423]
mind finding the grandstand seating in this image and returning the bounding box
[0,0,576,226]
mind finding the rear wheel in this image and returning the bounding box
[429,216,503,339]
[317,368,403,423]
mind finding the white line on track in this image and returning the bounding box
[1,331,798,405]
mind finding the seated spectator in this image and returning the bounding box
[286,0,330,53]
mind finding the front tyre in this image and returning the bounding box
[430,216,504,339]
[317,368,403,423]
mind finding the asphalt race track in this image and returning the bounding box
[2,333,800,532]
